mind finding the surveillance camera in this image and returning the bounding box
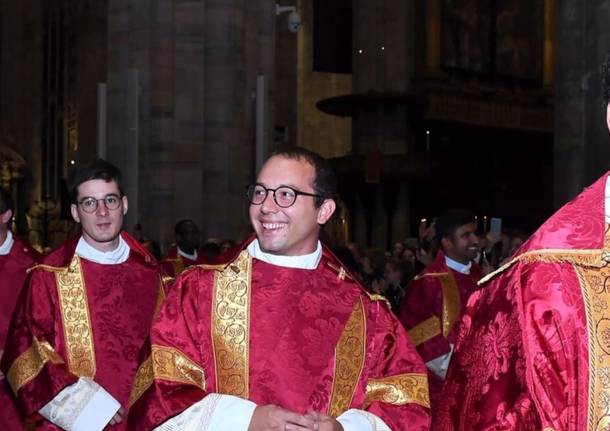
[287,11,301,33]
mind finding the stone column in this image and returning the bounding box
[554,0,610,208]
[107,0,275,250]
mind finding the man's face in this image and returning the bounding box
[249,156,335,256]
[177,222,201,252]
[70,179,127,252]
[443,222,479,264]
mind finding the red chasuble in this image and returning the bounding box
[0,235,41,430]
[0,232,166,430]
[397,252,481,410]
[129,240,431,430]
[161,245,207,277]
[434,173,610,431]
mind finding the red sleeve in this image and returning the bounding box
[128,268,216,430]
[0,269,78,417]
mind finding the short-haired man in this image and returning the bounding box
[0,188,41,428]
[1,159,166,430]
[129,147,430,430]
[161,219,204,276]
[398,209,482,411]
[432,58,610,430]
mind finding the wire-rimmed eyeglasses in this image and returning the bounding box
[77,194,122,213]
[245,183,324,208]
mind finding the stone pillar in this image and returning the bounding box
[554,0,610,208]
[107,0,276,250]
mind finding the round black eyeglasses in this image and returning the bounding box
[77,194,122,213]
[245,184,324,208]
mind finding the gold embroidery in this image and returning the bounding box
[439,273,460,338]
[55,255,96,378]
[575,263,610,431]
[364,373,430,409]
[408,316,442,346]
[212,250,251,398]
[128,345,205,406]
[7,338,64,393]
[328,298,366,417]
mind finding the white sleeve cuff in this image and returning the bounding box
[425,344,454,379]
[154,393,257,431]
[39,377,120,431]
[337,409,391,431]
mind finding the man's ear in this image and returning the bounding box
[122,195,129,216]
[0,208,12,224]
[70,204,80,224]
[317,199,336,225]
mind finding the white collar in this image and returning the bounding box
[445,255,472,275]
[177,247,198,261]
[75,234,130,265]
[604,176,610,223]
[0,230,14,255]
[247,239,322,270]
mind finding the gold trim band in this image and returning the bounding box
[129,345,206,406]
[439,273,460,338]
[328,298,366,417]
[55,255,96,378]
[212,250,251,398]
[7,338,64,394]
[364,373,430,409]
[408,316,442,346]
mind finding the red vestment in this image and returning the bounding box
[398,252,481,410]
[129,240,431,430]
[0,235,41,430]
[434,173,610,431]
[161,245,207,277]
[0,232,165,430]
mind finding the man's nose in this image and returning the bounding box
[96,200,110,215]
[260,190,279,213]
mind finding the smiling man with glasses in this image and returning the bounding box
[130,147,430,431]
[1,159,166,431]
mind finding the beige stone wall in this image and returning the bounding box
[296,0,352,159]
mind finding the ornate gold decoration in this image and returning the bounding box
[364,373,430,409]
[575,261,610,431]
[7,338,64,394]
[408,316,442,347]
[129,345,206,406]
[328,298,366,417]
[211,250,251,398]
[55,255,96,377]
[439,273,460,338]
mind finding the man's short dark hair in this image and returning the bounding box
[435,208,476,243]
[603,56,610,108]
[174,219,198,236]
[269,146,337,207]
[67,159,123,203]
[0,187,13,214]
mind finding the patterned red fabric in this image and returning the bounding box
[433,173,609,431]
[130,241,430,430]
[398,251,481,412]
[0,235,41,349]
[0,232,164,430]
[0,234,40,430]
